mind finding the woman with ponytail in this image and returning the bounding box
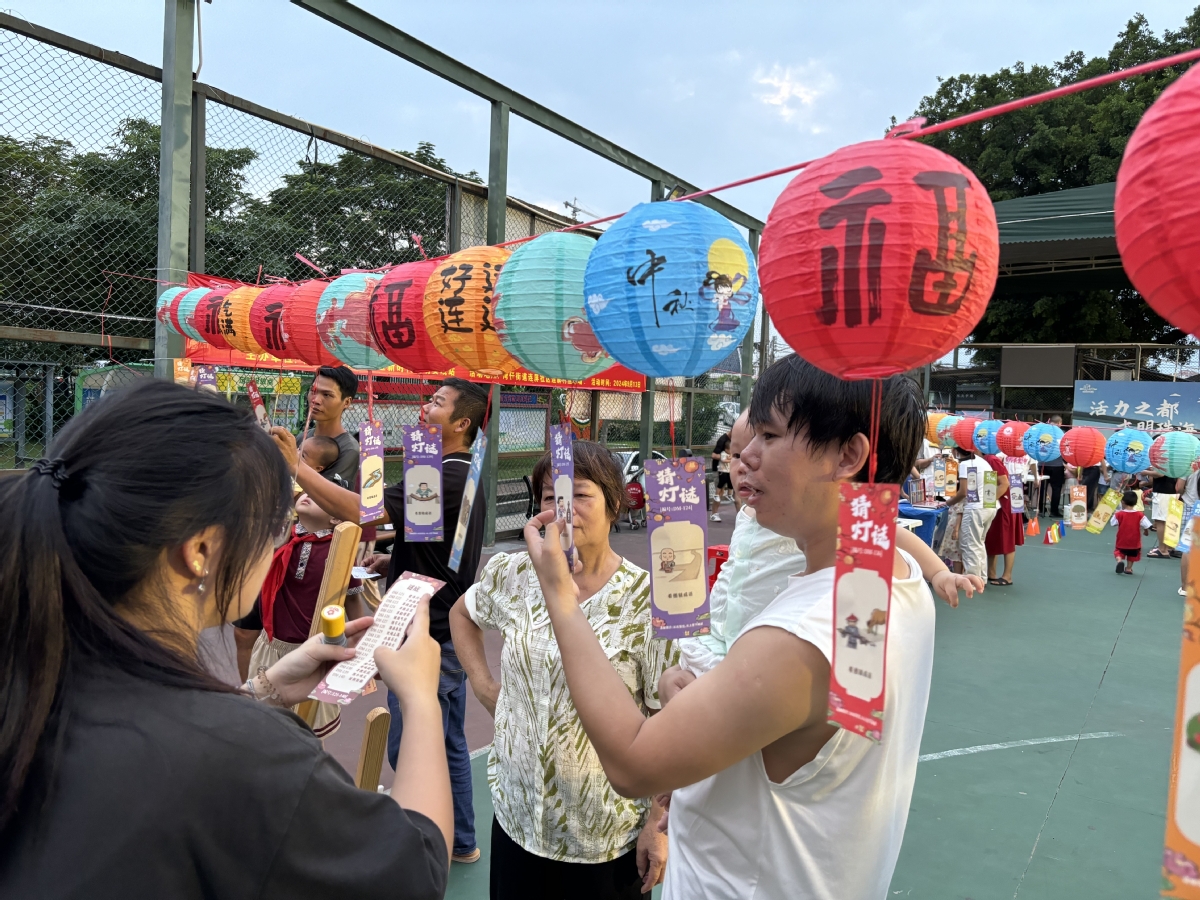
[0,381,451,899]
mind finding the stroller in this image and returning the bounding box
[621,470,647,531]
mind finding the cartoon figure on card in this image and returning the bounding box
[408,482,439,503]
[659,547,676,574]
[649,521,706,615]
[837,613,873,649]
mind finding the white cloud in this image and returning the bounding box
[652,344,681,356]
[642,219,673,232]
[587,293,610,314]
[707,333,736,352]
[755,62,833,124]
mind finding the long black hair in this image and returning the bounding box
[0,379,292,833]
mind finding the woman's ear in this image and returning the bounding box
[834,433,871,481]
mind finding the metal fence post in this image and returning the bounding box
[43,365,54,447]
[482,101,509,546]
[154,0,194,380]
[740,229,759,412]
[13,370,26,466]
[189,90,206,273]
[449,179,463,252]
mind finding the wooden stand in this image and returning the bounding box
[294,520,361,727]
[355,707,392,791]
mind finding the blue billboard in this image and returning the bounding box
[1073,380,1200,429]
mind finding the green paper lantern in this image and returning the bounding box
[495,232,611,381]
[1150,431,1200,479]
[936,415,960,449]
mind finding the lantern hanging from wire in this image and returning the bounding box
[249,284,298,360]
[285,280,340,367]
[423,246,517,377]
[496,232,612,381]
[996,421,1031,457]
[156,287,189,335]
[317,273,392,370]
[1114,64,1200,338]
[1059,426,1106,468]
[1022,422,1064,463]
[1150,431,1200,479]
[926,412,947,445]
[972,419,1003,456]
[936,414,960,449]
[220,286,266,355]
[583,200,758,378]
[1105,427,1151,474]
[952,417,981,453]
[758,138,999,379]
[175,287,212,343]
[368,259,454,373]
[193,287,233,350]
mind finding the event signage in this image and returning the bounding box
[1070,485,1088,529]
[448,434,487,573]
[550,424,576,570]
[1087,489,1123,533]
[401,424,443,542]
[359,422,386,524]
[1074,380,1200,429]
[829,482,898,743]
[1166,497,1186,548]
[644,458,711,640]
[311,572,444,706]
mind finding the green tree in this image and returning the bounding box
[896,8,1200,346]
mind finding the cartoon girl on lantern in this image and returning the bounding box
[700,237,755,333]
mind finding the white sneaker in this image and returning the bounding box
[1180,587,1187,596]
[710,514,722,522]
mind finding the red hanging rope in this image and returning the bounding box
[867,379,882,484]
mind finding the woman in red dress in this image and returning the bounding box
[984,452,1019,585]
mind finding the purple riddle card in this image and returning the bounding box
[402,424,444,541]
[359,421,385,524]
[550,424,575,570]
[644,458,710,640]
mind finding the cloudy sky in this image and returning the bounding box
[19,1,1195,225]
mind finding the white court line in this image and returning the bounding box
[470,744,493,760]
[919,731,1122,762]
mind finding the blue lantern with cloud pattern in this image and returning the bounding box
[1022,422,1063,463]
[583,200,758,377]
[973,419,1003,455]
[316,273,392,370]
[1106,427,1152,474]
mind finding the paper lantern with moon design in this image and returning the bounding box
[926,412,947,445]
[317,273,392,370]
[219,286,266,355]
[996,421,1030,457]
[1022,422,1064,463]
[1106,427,1151,474]
[582,200,758,378]
[936,414,960,449]
[156,287,188,335]
[249,284,297,360]
[1114,64,1200,337]
[285,280,340,367]
[1150,431,1200,479]
[423,246,516,377]
[495,232,611,381]
[972,419,1003,456]
[759,139,999,379]
[175,287,212,342]
[367,260,453,373]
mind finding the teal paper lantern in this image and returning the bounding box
[317,273,392,370]
[936,415,960,449]
[973,419,1003,455]
[495,232,611,381]
[175,287,212,342]
[1022,422,1063,463]
[1150,431,1200,478]
[155,286,188,335]
[1106,427,1151,473]
[583,200,758,377]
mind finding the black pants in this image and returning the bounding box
[1047,466,1066,516]
[489,818,642,900]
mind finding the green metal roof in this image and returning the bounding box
[994,182,1115,244]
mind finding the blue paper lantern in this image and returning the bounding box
[175,287,212,342]
[1107,427,1152,474]
[495,232,611,381]
[973,419,1003,456]
[1022,422,1063,463]
[936,414,960,449]
[583,200,758,377]
[317,273,392,370]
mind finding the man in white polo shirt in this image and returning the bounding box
[523,354,939,899]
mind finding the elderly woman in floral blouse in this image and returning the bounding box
[450,440,676,899]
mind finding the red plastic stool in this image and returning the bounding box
[708,544,730,590]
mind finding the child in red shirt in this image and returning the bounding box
[1113,490,1153,575]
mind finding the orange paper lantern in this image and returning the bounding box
[926,412,947,445]
[369,259,454,373]
[1059,426,1106,468]
[193,287,233,350]
[285,280,339,368]
[996,421,1030,457]
[249,283,298,360]
[952,417,981,453]
[423,246,516,377]
[220,286,266,354]
[759,139,999,379]
[1114,64,1200,337]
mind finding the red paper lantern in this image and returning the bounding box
[952,417,981,453]
[1115,64,1200,337]
[759,139,999,379]
[193,288,233,350]
[249,284,298,360]
[996,421,1030,457]
[368,259,454,373]
[285,280,339,367]
[1059,426,1105,468]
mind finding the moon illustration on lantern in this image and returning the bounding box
[317,273,392,370]
[156,287,189,335]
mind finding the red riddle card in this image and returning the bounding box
[828,482,899,743]
[246,379,271,432]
